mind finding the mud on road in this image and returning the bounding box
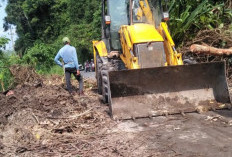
[0,70,232,156]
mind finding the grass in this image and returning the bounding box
[37,65,64,76]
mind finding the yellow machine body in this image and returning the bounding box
[92,0,231,119]
[119,24,163,69]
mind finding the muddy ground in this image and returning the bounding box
[0,72,232,157]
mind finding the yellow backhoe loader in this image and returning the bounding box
[93,0,231,120]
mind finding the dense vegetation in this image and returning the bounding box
[4,0,101,69]
[0,0,231,91]
[169,0,232,45]
[0,37,11,91]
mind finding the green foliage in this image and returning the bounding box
[0,67,13,92]
[38,65,64,76]
[0,37,10,55]
[4,0,101,73]
[0,37,9,48]
[0,53,21,92]
[3,0,231,76]
[169,0,232,43]
[22,42,56,70]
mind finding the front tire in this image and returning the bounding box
[96,56,103,94]
[101,70,109,103]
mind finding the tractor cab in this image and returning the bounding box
[102,0,166,52]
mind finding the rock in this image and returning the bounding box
[196,106,209,114]
[60,101,66,105]
[0,141,4,149]
[6,90,14,97]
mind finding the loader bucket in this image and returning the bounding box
[107,61,231,120]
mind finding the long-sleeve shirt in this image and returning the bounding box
[54,44,79,70]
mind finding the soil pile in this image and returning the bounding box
[0,69,116,156]
[9,65,42,85]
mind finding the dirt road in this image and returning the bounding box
[81,71,95,80]
[0,72,232,157]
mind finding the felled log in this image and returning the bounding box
[190,44,232,56]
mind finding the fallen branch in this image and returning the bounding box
[68,108,93,119]
[190,44,232,56]
[47,108,94,120]
[32,112,40,124]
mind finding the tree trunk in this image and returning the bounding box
[190,44,232,56]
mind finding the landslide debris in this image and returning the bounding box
[0,66,115,156]
[1,65,232,157]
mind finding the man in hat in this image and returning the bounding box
[54,37,84,95]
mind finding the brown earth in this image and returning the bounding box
[0,70,232,156]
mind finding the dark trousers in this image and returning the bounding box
[65,68,83,93]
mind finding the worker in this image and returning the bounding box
[54,37,84,95]
[85,61,90,72]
